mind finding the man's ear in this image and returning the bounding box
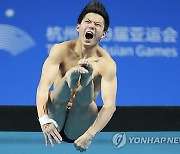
[76,24,80,32]
[101,31,107,39]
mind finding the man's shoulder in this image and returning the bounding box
[97,46,108,55]
[58,40,76,48]
[52,41,71,50]
[98,46,113,60]
[97,47,116,76]
[49,40,76,55]
[98,46,116,65]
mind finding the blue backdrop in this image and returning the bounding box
[0,0,180,106]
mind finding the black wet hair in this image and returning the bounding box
[77,0,110,31]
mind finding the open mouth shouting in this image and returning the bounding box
[84,31,94,41]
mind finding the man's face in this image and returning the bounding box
[77,13,106,47]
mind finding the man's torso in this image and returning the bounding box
[53,40,111,100]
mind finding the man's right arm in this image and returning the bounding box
[36,44,63,118]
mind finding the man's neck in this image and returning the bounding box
[74,39,98,59]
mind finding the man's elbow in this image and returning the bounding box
[112,105,116,113]
[103,104,116,113]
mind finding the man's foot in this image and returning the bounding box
[65,66,88,89]
[78,59,93,87]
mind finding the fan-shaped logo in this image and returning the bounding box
[112,132,127,148]
[0,24,35,56]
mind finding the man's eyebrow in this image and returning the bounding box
[86,18,102,24]
[95,21,102,24]
[85,18,91,21]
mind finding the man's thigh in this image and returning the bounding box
[47,92,68,131]
[64,101,98,140]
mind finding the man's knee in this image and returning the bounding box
[50,90,71,104]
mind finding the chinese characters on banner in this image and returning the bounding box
[45,26,178,58]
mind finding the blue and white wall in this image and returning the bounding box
[0,0,180,106]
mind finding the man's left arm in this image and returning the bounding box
[86,60,117,136]
[74,59,117,151]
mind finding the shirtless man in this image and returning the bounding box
[36,1,117,152]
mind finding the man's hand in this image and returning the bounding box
[74,132,93,152]
[41,123,62,146]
